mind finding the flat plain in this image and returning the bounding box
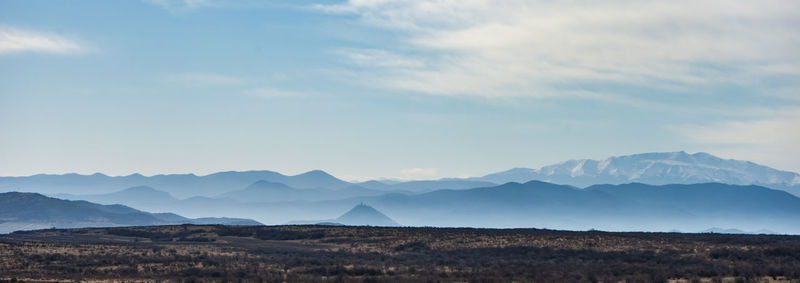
[1,225,799,282]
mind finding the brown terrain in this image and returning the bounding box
[1,225,799,282]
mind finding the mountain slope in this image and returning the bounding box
[475,151,800,196]
[0,192,164,228]
[0,192,261,233]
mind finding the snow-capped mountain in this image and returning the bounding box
[475,151,800,196]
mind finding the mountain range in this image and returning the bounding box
[472,151,800,196]
[3,181,799,234]
[62,180,795,234]
[3,151,800,234]
[2,151,798,198]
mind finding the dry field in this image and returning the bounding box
[1,225,799,282]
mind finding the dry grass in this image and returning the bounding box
[1,225,799,282]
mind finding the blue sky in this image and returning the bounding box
[1,0,799,180]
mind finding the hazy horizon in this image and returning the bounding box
[1,150,798,183]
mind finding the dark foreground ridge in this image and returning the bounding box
[2,225,799,282]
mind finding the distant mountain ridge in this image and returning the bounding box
[473,151,800,196]
[218,180,392,203]
[0,170,353,198]
[3,151,800,211]
[0,169,490,198]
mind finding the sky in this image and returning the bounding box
[1,0,799,181]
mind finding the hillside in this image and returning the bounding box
[0,192,260,233]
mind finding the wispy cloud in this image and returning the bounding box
[314,0,800,99]
[680,108,800,172]
[0,26,85,55]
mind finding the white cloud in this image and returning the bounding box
[399,167,438,179]
[0,27,85,55]
[680,109,800,172]
[315,0,800,98]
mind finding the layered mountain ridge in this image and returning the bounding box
[3,151,800,233]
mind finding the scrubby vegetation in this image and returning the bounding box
[1,225,799,282]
